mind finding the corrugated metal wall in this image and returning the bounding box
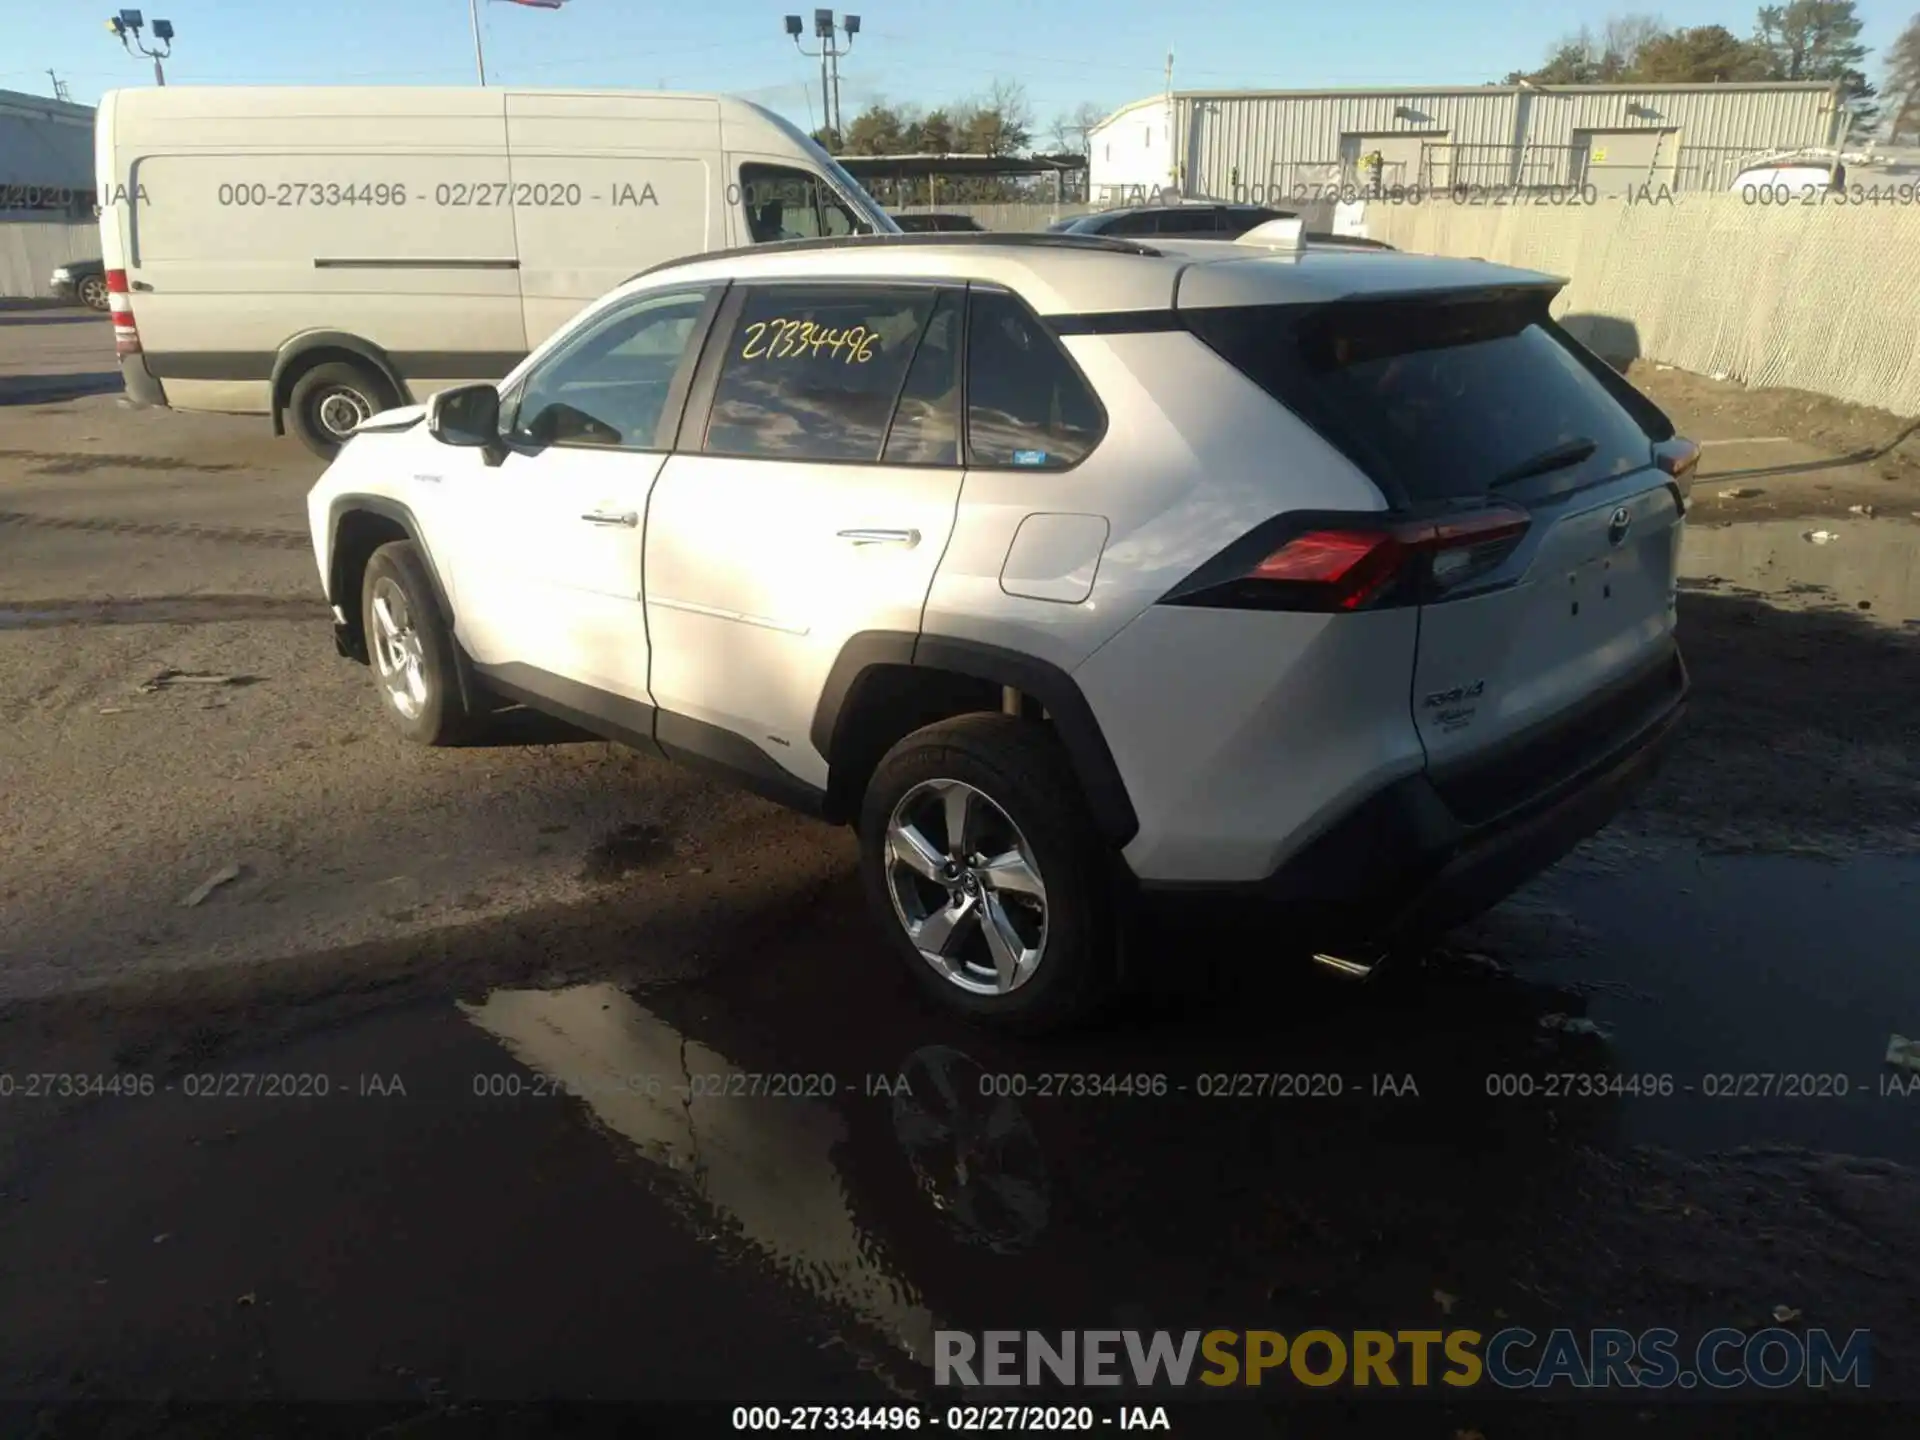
[1171,87,1841,202]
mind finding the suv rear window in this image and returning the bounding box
[1184,292,1667,504]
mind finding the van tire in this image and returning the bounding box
[290,361,394,460]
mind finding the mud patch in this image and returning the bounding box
[580,822,674,882]
[0,446,243,474]
[1641,556,1920,855]
[0,594,324,630]
[1631,363,1920,487]
[0,510,308,550]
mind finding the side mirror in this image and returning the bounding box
[426,384,504,465]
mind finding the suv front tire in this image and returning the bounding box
[859,713,1116,1031]
[361,540,479,746]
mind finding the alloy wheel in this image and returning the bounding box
[369,577,430,720]
[884,778,1049,995]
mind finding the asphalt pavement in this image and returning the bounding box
[3,307,1919,1435]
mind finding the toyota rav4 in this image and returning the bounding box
[307,231,1694,1029]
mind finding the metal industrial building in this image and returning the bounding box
[1088,83,1847,204]
[0,88,97,217]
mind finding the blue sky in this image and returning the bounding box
[3,0,1913,137]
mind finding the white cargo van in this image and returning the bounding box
[95,86,897,456]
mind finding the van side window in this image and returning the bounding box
[739,163,868,242]
[507,288,712,451]
[702,284,942,463]
[965,289,1106,469]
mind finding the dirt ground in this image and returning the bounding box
[1633,361,1920,522]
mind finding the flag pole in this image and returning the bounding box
[469,0,488,85]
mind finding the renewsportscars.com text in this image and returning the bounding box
[935,1327,1872,1391]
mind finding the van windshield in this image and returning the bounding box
[739,162,886,242]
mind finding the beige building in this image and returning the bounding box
[1089,83,1847,205]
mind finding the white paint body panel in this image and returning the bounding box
[643,455,964,786]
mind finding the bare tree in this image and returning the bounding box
[1603,13,1669,70]
[1047,100,1109,156]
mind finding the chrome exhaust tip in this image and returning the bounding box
[1310,951,1383,979]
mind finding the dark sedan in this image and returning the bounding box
[50,257,111,311]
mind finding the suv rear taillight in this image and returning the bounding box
[107,268,141,358]
[1164,504,1531,613]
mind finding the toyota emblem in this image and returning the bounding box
[1607,506,1632,546]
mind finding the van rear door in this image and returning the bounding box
[504,92,722,346]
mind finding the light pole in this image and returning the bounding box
[106,10,174,85]
[785,10,858,148]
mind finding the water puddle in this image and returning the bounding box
[459,983,944,1363]
[1682,516,1920,623]
[1533,846,1920,1163]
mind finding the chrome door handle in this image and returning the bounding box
[581,509,639,527]
[837,528,920,547]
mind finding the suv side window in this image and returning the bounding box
[965,289,1106,470]
[506,287,713,450]
[882,289,964,465]
[703,284,945,463]
[739,163,869,242]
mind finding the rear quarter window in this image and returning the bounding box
[965,289,1106,470]
[1184,292,1667,505]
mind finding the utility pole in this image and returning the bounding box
[469,0,488,84]
[47,70,72,102]
[105,10,174,85]
[1164,49,1176,197]
[785,11,859,148]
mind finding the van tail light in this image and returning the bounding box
[1163,504,1531,613]
[1654,436,1700,509]
[107,269,142,357]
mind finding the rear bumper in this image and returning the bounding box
[50,276,79,301]
[1142,645,1688,947]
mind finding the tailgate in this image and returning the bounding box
[1412,467,1682,771]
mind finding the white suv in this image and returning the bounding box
[307,232,1695,1029]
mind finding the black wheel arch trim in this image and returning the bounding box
[273,332,409,436]
[811,630,1140,846]
[325,493,482,716]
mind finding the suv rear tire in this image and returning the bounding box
[361,540,479,746]
[290,360,394,460]
[859,713,1116,1032]
[77,274,111,311]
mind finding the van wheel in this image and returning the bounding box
[291,361,393,460]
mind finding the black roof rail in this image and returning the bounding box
[626,229,1165,284]
[1302,232,1397,251]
